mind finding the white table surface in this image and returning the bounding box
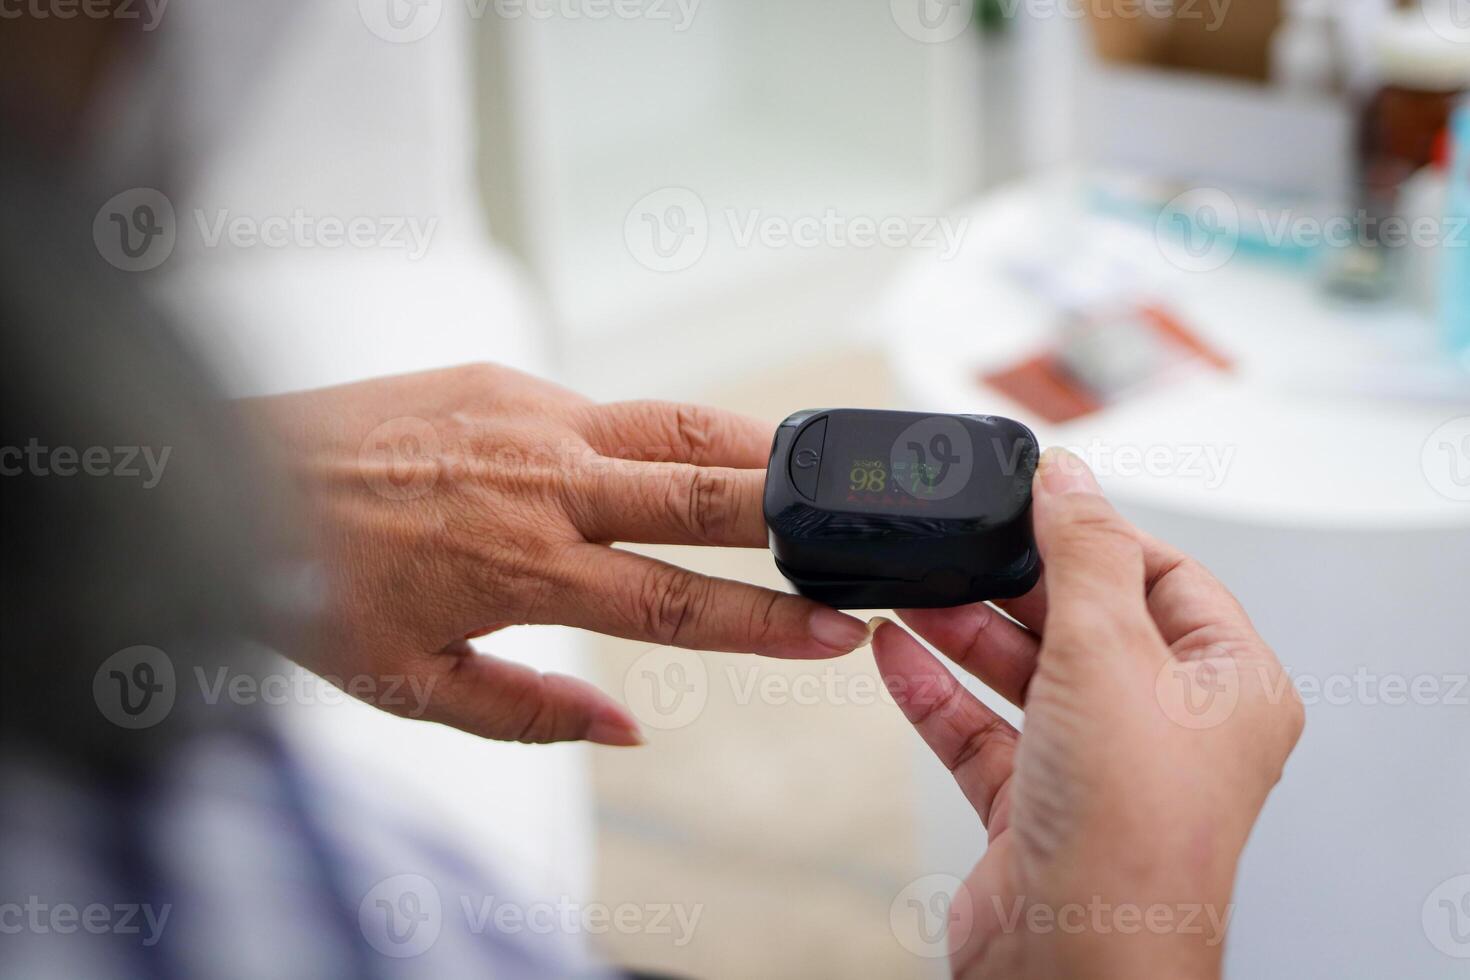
[879,174,1470,532]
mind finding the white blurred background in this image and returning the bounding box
[137,0,1470,977]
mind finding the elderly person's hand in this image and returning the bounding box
[245,363,870,746]
[874,449,1304,979]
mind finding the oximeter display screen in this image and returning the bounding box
[767,407,1040,607]
[816,414,982,517]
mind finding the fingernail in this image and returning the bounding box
[809,607,870,653]
[866,616,894,644]
[1037,447,1101,497]
[587,714,645,747]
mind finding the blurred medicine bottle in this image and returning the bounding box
[1354,7,1470,274]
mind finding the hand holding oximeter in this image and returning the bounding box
[763,409,1040,609]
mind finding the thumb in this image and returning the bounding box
[414,640,644,746]
[1031,449,1158,660]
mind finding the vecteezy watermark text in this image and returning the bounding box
[1156,648,1468,732]
[358,874,703,958]
[0,0,169,30]
[356,419,789,501]
[193,209,437,261]
[622,647,965,731]
[193,666,436,716]
[624,188,969,273]
[1054,439,1237,490]
[888,874,1235,960]
[93,188,439,272]
[0,898,171,947]
[1156,187,1470,273]
[0,440,170,488]
[93,646,437,730]
[890,0,1231,44]
[357,0,700,43]
[990,896,1234,947]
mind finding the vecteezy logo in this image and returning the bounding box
[358,417,442,501]
[1423,874,1470,959]
[890,0,972,43]
[358,0,444,43]
[623,188,708,273]
[93,189,177,272]
[890,873,971,959]
[1154,647,1241,731]
[890,415,974,502]
[623,647,709,730]
[93,646,176,729]
[1423,0,1470,43]
[1422,416,1470,502]
[359,874,442,958]
[1155,188,1240,273]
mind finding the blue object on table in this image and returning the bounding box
[1443,100,1470,361]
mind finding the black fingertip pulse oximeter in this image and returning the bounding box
[763,409,1040,609]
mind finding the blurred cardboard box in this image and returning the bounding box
[1079,0,1352,202]
[1088,0,1282,81]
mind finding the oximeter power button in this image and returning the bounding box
[788,418,826,500]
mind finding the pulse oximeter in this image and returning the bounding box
[763,409,1040,609]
